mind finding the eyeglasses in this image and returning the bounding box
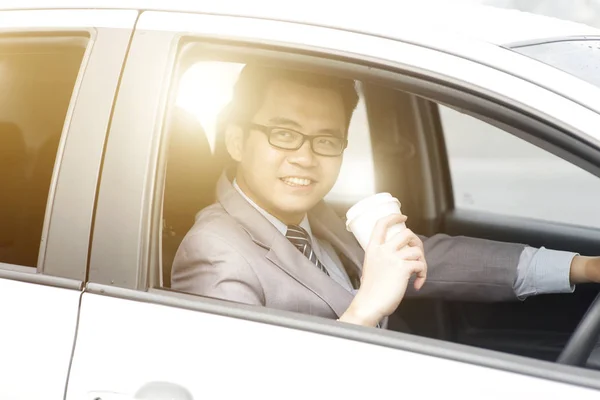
[248,123,347,157]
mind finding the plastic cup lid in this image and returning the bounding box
[345,192,399,226]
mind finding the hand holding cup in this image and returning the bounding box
[341,193,427,326]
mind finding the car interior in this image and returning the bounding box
[159,56,600,369]
[161,106,221,288]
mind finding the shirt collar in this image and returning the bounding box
[232,178,312,238]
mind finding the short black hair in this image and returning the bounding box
[222,63,359,132]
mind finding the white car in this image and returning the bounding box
[2,1,600,399]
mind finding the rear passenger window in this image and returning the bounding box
[0,36,86,268]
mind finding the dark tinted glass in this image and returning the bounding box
[0,39,85,267]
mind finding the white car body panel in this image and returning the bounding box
[3,1,600,122]
[0,8,135,400]
[137,11,600,144]
[2,0,599,43]
[0,9,137,29]
[67,293,600,399]
[0,275,80,399]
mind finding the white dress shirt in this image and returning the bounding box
[232,180,577,300]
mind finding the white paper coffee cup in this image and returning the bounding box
[345,192,406,250]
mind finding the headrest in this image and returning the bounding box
[163,108,218,232]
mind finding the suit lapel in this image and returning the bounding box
[216,172,356,318]
[266,235,356,318]
[215,171,281,250]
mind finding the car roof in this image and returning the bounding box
[6,0,600,127]
[3,0,600,47]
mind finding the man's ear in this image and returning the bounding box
[225,124,245,162]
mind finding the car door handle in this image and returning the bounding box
[88,381,193,400]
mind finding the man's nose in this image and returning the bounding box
[287,140,318,168]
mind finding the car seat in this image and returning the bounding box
[161,107,220,288]
[0,122,27,265]
[15,136,60,267]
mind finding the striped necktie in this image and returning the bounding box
[286,225,380,328]
[285,225,330,276]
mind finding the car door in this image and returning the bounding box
[65,9,600,399]
[0,7,135,399]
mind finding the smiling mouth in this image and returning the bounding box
[280,177,315,187]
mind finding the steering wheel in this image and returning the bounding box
[557,292,600,366]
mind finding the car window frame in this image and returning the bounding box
[0,9,137,284]
[91,11,600,291]
[89,11,600,389]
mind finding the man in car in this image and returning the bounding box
[171,64,600,328]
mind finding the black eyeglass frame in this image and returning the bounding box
[247,123,348,157]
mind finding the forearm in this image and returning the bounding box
[512,247,600,299]
[410,233,523,302]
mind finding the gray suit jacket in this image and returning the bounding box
[171,172,526,325]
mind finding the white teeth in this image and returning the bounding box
[282,177,312,186]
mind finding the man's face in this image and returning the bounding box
[228,78,347,224]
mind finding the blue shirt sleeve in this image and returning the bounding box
[514,246,578,300]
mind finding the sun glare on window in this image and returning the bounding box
[174,61,375,201]
[175,62,245,151]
